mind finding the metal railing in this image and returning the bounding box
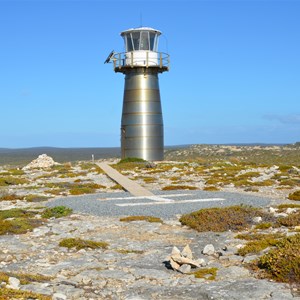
[112,51,170,70]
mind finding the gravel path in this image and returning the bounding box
[47,190,273,219]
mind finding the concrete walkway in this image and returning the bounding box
[97,162,154,197]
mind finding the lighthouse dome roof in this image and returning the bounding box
[120,27,162,36]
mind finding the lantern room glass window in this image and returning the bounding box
[123,31,159,52]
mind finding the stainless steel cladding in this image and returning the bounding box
[121,68,164,161]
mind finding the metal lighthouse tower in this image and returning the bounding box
[105,27,169,161]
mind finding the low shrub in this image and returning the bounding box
[162,185,198,191]
[118,157,146,163]
[0,218,43,235]
[25,194,50,202]
[0,288,51,300]
[277,211,300,227]
[258,234,300,283]
[0,176,29,186]
[192,268,218,280]
[288,190,300,201]
[277,203,300,209]
[59,238,108,250]
[0,208,36,220]
[69,183,105,195]
[120,215,163,223]
[0,193,24,201]
[180,206,261,232]
[236,233,284,256]
[41,206,72,219]
[0,272,52,285]
[203,186,220,191]
[255,222,273,230]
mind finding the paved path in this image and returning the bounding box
[97,162,154,197]
[47,190,273,219]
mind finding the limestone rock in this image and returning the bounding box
[7,277,20,289]
[171,256,200,268]
[178,264,192,274]
[23,154,59,170]
[181,244,193,259]
[203,244,215,256]
[252,216,262,223]
[53,293,67,300]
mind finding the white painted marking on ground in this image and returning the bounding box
[99,193,192,201]
[116,198,225,207]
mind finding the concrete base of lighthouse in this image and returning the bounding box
[120,68,164,161]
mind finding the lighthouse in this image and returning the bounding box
[105,27,169,161]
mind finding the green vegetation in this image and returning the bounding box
[203,186,220,191]
[162,185,198,191]
[192,268,218,280]
[255,222,273,230]
[41,206,73,219]
[79,162,103,174]
[25,194,50,202]
[0,208,43,235]
[0,288,51,300]
[0,193,24,201]
[69,183,105,195]
[277,203,300,209]
[111,183,124,190]
[236,233,284,256]
[180,206,263,232]
[288,190,300,200]
[59,238,109,250]
[0,271,52,285]
[0,176,29,186]
[118,157,146,163]
[258,234,300,283]
[120,215,163,223]
[116,249,144,254]
[277,211,300,227]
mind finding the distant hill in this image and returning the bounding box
[0,147,121,166]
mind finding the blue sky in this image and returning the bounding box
[1,0,299,148]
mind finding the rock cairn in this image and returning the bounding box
[168,244,205,274]
[23,154,59,170]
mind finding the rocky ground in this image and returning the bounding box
[0,146,300,299]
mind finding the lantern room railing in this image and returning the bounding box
[112,51,170,72]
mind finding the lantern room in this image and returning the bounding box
[121,27,161,52]
[120,27,162,67]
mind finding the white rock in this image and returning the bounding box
[252,216,262,223]
[169,257,180,270]
[171,246,181,257]
[181,244,193,259]
[286,208,297,214]
[203,244,215,255]
[269,207,278,214]
[274,213,288,218]
[178,264,192,274]
[53,293,67,300]
[195,258,207,266]
[7,277,20,289]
